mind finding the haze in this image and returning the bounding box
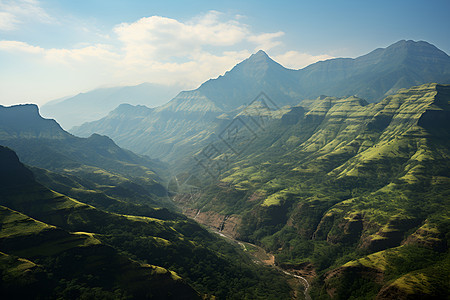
[1,0,449,106]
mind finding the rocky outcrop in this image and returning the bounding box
[278,262,316,281]
[325,213,364,244]
[281,106,305,125]
[184,208,241,238]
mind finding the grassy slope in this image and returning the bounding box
[0,145,292,299]
[181,83,450,298]
[0,205,198,299]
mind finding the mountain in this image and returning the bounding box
[0,104,69,139]
[0,104,172,212]
[174,83,450,299]
[0,145,293,298]
[161,40,450,113]
[190,50,302,110]
[0,145,200,299]
[296,40,450,100]
[71,40,450,161]
[40,82,181,129]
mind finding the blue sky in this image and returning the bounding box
[1,0,449,106]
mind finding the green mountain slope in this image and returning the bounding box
[0,145,293,298]
[0,205,198,300]
[172,83,450,299]
[0,146,199,299]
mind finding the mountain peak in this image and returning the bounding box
[380,39,449,58]
[387,39,431,50]
[245,49,274,65]
[0,104,68,139]
[252,49,270,58]
[225,49,284,77]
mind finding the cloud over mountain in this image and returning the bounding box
[0,8,333,105]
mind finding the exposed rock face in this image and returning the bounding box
[325,213,364,244]
[281,106,306,125]
[278,262,317,281]
[184,208,241,238]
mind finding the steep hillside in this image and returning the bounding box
[73,102,224,160]
[0,205,198,299]
[0,145,199,299]
[0,145,293,298]
[172,83,450,299]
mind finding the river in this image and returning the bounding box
[214,230,311,300]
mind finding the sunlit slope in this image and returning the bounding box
[181,84,449,299]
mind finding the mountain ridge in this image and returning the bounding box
[70,40,450,161]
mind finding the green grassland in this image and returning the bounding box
[0,204,199,299]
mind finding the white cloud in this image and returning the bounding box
[248,31,284,51]
[0,10,334,105]
[0,11,17,30]
[273,50,334,69]
[114,11,249,63]
[0,40,44,53]
[0,0,53,30]
[45,44,120,64]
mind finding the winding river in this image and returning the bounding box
[214,230,311,300]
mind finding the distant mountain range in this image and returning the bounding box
[161,40,450,112]
[48,40,450,132]
[174,40,450,112]
[40,82,181,129]
[72,40,450,161]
